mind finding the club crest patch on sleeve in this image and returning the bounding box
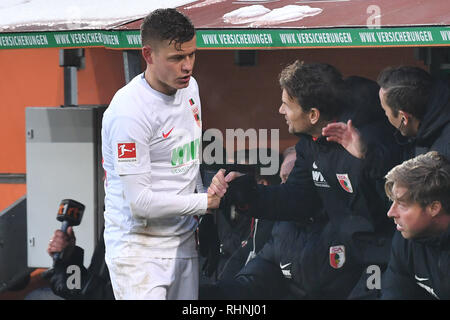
[336,173,353,193]
[117,142,136,162]
[188,98,201,128]
[329,245,346,269]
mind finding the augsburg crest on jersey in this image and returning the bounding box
[336,173,353,193]
[329,245,346,269]
[188,98,201,128]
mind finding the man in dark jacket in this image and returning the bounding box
[378,66,450,158]
[46,227,114,300]
[207,62,403,299]
[322,66,450,159]
[381,151,450,299]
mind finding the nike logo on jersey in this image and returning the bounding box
[162,127,174,139]
[415,275,439,299]
[280,262,292,269]
[414,275,429,282]
[280,262,292,279]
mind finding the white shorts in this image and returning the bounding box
[106,255,199,300]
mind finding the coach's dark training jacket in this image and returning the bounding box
[381,227,450,300]
[410,79,450,158]
[214,113,404,299]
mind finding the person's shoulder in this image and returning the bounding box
[108,75,156,115]
[190,76,198,86]
[436,120,450,147]
[188,76,200,92]
[425,121,450,159]
[442,120,450,145]
[117,74,147,98]
[109,77,139,105]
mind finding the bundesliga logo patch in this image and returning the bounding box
[117,142,136,162]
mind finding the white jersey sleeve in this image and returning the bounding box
[120,172,207,219]
[108,114,152,175]
[195,171,207,193]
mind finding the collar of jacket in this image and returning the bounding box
[294,132,327,144]
[414,224,450,248]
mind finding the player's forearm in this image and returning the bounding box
[131,189,208,219]
[120,173,208,219]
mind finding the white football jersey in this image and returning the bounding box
[102,74,207,259]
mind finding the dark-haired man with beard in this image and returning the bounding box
[206,62,403,299]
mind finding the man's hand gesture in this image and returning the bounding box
[322,119,367,159]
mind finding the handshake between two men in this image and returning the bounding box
[207,169,257,214]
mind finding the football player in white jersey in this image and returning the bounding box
[101,8,224,300]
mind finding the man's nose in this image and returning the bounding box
[182,56,194,72]
[279,105,285,114]
[387,202,397,218]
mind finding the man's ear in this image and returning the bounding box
[398,110,411,125]
[309,107,321,125]
[142,45,153,65]
[427,201,443,218]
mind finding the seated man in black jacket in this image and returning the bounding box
[381,151,450,300]
[207,62,404,299]
[323,66,450,160]
[47,227,114,300]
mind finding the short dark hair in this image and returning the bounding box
[377,66,432,120]
[140,8,195,50]
[342,76,384,127]
[279,61,344,120]
[385,151,450,214]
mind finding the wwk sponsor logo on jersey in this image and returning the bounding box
[312,162,330,188]
[117,142,136,162]
[170,137,201,174]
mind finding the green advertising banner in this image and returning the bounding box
[0,26,449,50]
[0,30,126,49]
[197,27,450,49]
